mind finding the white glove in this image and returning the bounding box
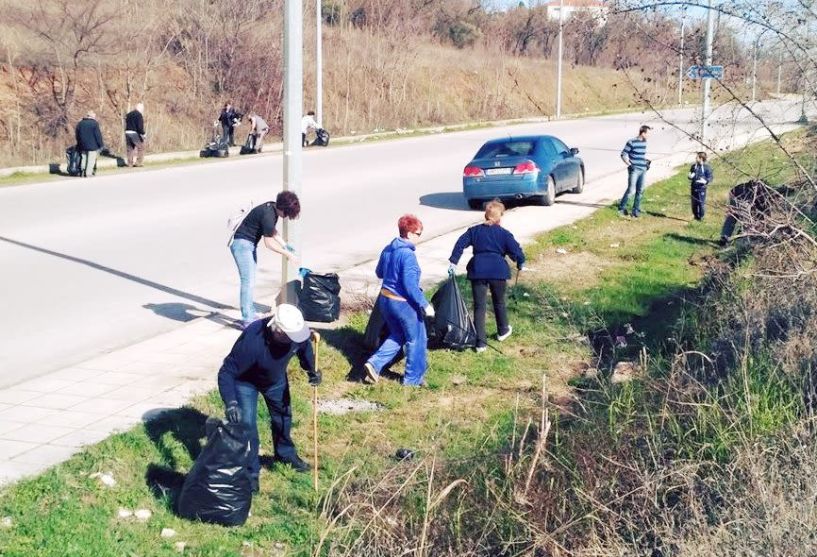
[424,304,435,318]
[519,266,534,273]
[447,263,456,275]
[688,172,696,179]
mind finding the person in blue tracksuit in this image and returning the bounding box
[688,151,714,221]
[363,214,434,386]
[448,200,526,353]
[217,304,321,491]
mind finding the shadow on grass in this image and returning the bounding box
[664,232,719,247]
[144,407,211,511]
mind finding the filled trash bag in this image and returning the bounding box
[363,295,388,350]
[66,146,82,176]
[299,271,341,322]
[430,275,476,350]
[177,420,252,526]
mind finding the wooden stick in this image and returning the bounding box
[312,331,321,491]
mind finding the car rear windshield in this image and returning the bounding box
[475,140,536,159]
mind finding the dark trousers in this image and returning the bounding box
[691,184,707,220]
[222,123,235,146]
[235,378,296,480]
[471,279,509,348]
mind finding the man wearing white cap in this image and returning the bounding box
[217,304,321,489]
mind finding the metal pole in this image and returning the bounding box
[701,0,715,143]
[678,11,685,105]
[316,0,323,127]
[282,0,303,302]
[555,0,564,119]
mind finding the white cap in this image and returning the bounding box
[268,304,310,343]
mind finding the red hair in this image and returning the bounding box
[397,214,423,238]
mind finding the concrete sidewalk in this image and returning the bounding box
[0,117,803,487]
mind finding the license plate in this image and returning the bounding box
[485,168,512,176]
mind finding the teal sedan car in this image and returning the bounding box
[462,135,584,209]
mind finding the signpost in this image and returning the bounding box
[687,65,724,80]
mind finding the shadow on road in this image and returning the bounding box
[556,199,611,209]
[0,235,234,312]
[144,407,211,512]
[419,192,472,211]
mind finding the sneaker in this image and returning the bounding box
[631,212,640,218]
[718,236,729,247]
[275,455,311,473]
[363,362,379,384]
[497,326,513,342]
[475,345,487,353]
[618,209,629,217]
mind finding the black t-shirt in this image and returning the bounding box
[233,202,279,246]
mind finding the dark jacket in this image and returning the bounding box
[449,223,525,281]
[219,107,239,127]
[376,237,428,312]
[75,118,104,151]
[217,318,315,404]
[688,162,713,188]
[125,110,145,136]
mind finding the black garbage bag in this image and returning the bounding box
[177,420,253,526]
[65,146,81,176]
[299,271,341,322]
[430,275,476,350]
[363,296,388,350]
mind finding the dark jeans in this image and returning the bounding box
[471,279,509,348]
[234,379,296,481]
[691,184,707,220]
[222,123,235,146]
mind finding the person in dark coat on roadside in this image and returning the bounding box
[219,102,240,146]
[448,200,526,353]
[124,103,146,167]
[362,214,435,386]
[218,304,322,492]
[75,111,105,177]
[718,180,773,246]
[688,151,714,220]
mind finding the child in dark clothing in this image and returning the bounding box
[688,151,714,220]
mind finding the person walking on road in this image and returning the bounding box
[448,200,526,353]
[218,304,322,491]
[249,112,270,153]
[618,125,651,217]
[219,102,240,146]
[688,151,713,221]
[124,103,146,167]
[363,214,434,386]
[301,110,318,147]
[75,111,105,177]
[230,192,301,328]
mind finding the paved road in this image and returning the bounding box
[0,100,804,387]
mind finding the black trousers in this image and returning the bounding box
[691,184,707,220]
[471,279,509,348]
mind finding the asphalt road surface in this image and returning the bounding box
[0,100,805,387]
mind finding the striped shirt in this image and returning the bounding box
[621,137,648,169]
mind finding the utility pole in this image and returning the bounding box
[555,0,564,119]
[701,0,715,143]
[316,0,323,127]
[678,8,686,105]
[282,0,303,303]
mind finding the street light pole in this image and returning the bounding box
[701,0,715,143]
[678,9,686,105]
[555,0,564,119]
[282,0,303,303]
[316,0,323,127]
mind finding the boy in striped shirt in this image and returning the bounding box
[618,125,651,217]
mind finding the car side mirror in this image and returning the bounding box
[570,147,580,156]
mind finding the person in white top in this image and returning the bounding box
[301,110,318,147]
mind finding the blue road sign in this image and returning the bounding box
[687,65,725,80]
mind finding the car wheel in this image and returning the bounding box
[571,168,585,194]
[539,175,556,206]
[467,199,483,210]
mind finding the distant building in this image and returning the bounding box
[539,0,609,24]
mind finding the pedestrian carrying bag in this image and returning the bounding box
[430,275,476,350]
[299,271,341,322]
[177,420,253,526]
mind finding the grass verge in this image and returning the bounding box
[0,133,810,556]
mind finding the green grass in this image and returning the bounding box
[0,133,808,556]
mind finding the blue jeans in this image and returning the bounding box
[230,239,257,322]
[234,379,296,481]
[367,297,428,386]
[619,166,647,215]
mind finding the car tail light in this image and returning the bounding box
[463,165,484,177]
[513,160,539,175]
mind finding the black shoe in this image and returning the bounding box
[618,208,629,217]
[251,477,260,494]
[631,212,640,218]
[718,237,728,247]
[275,455,311,473]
